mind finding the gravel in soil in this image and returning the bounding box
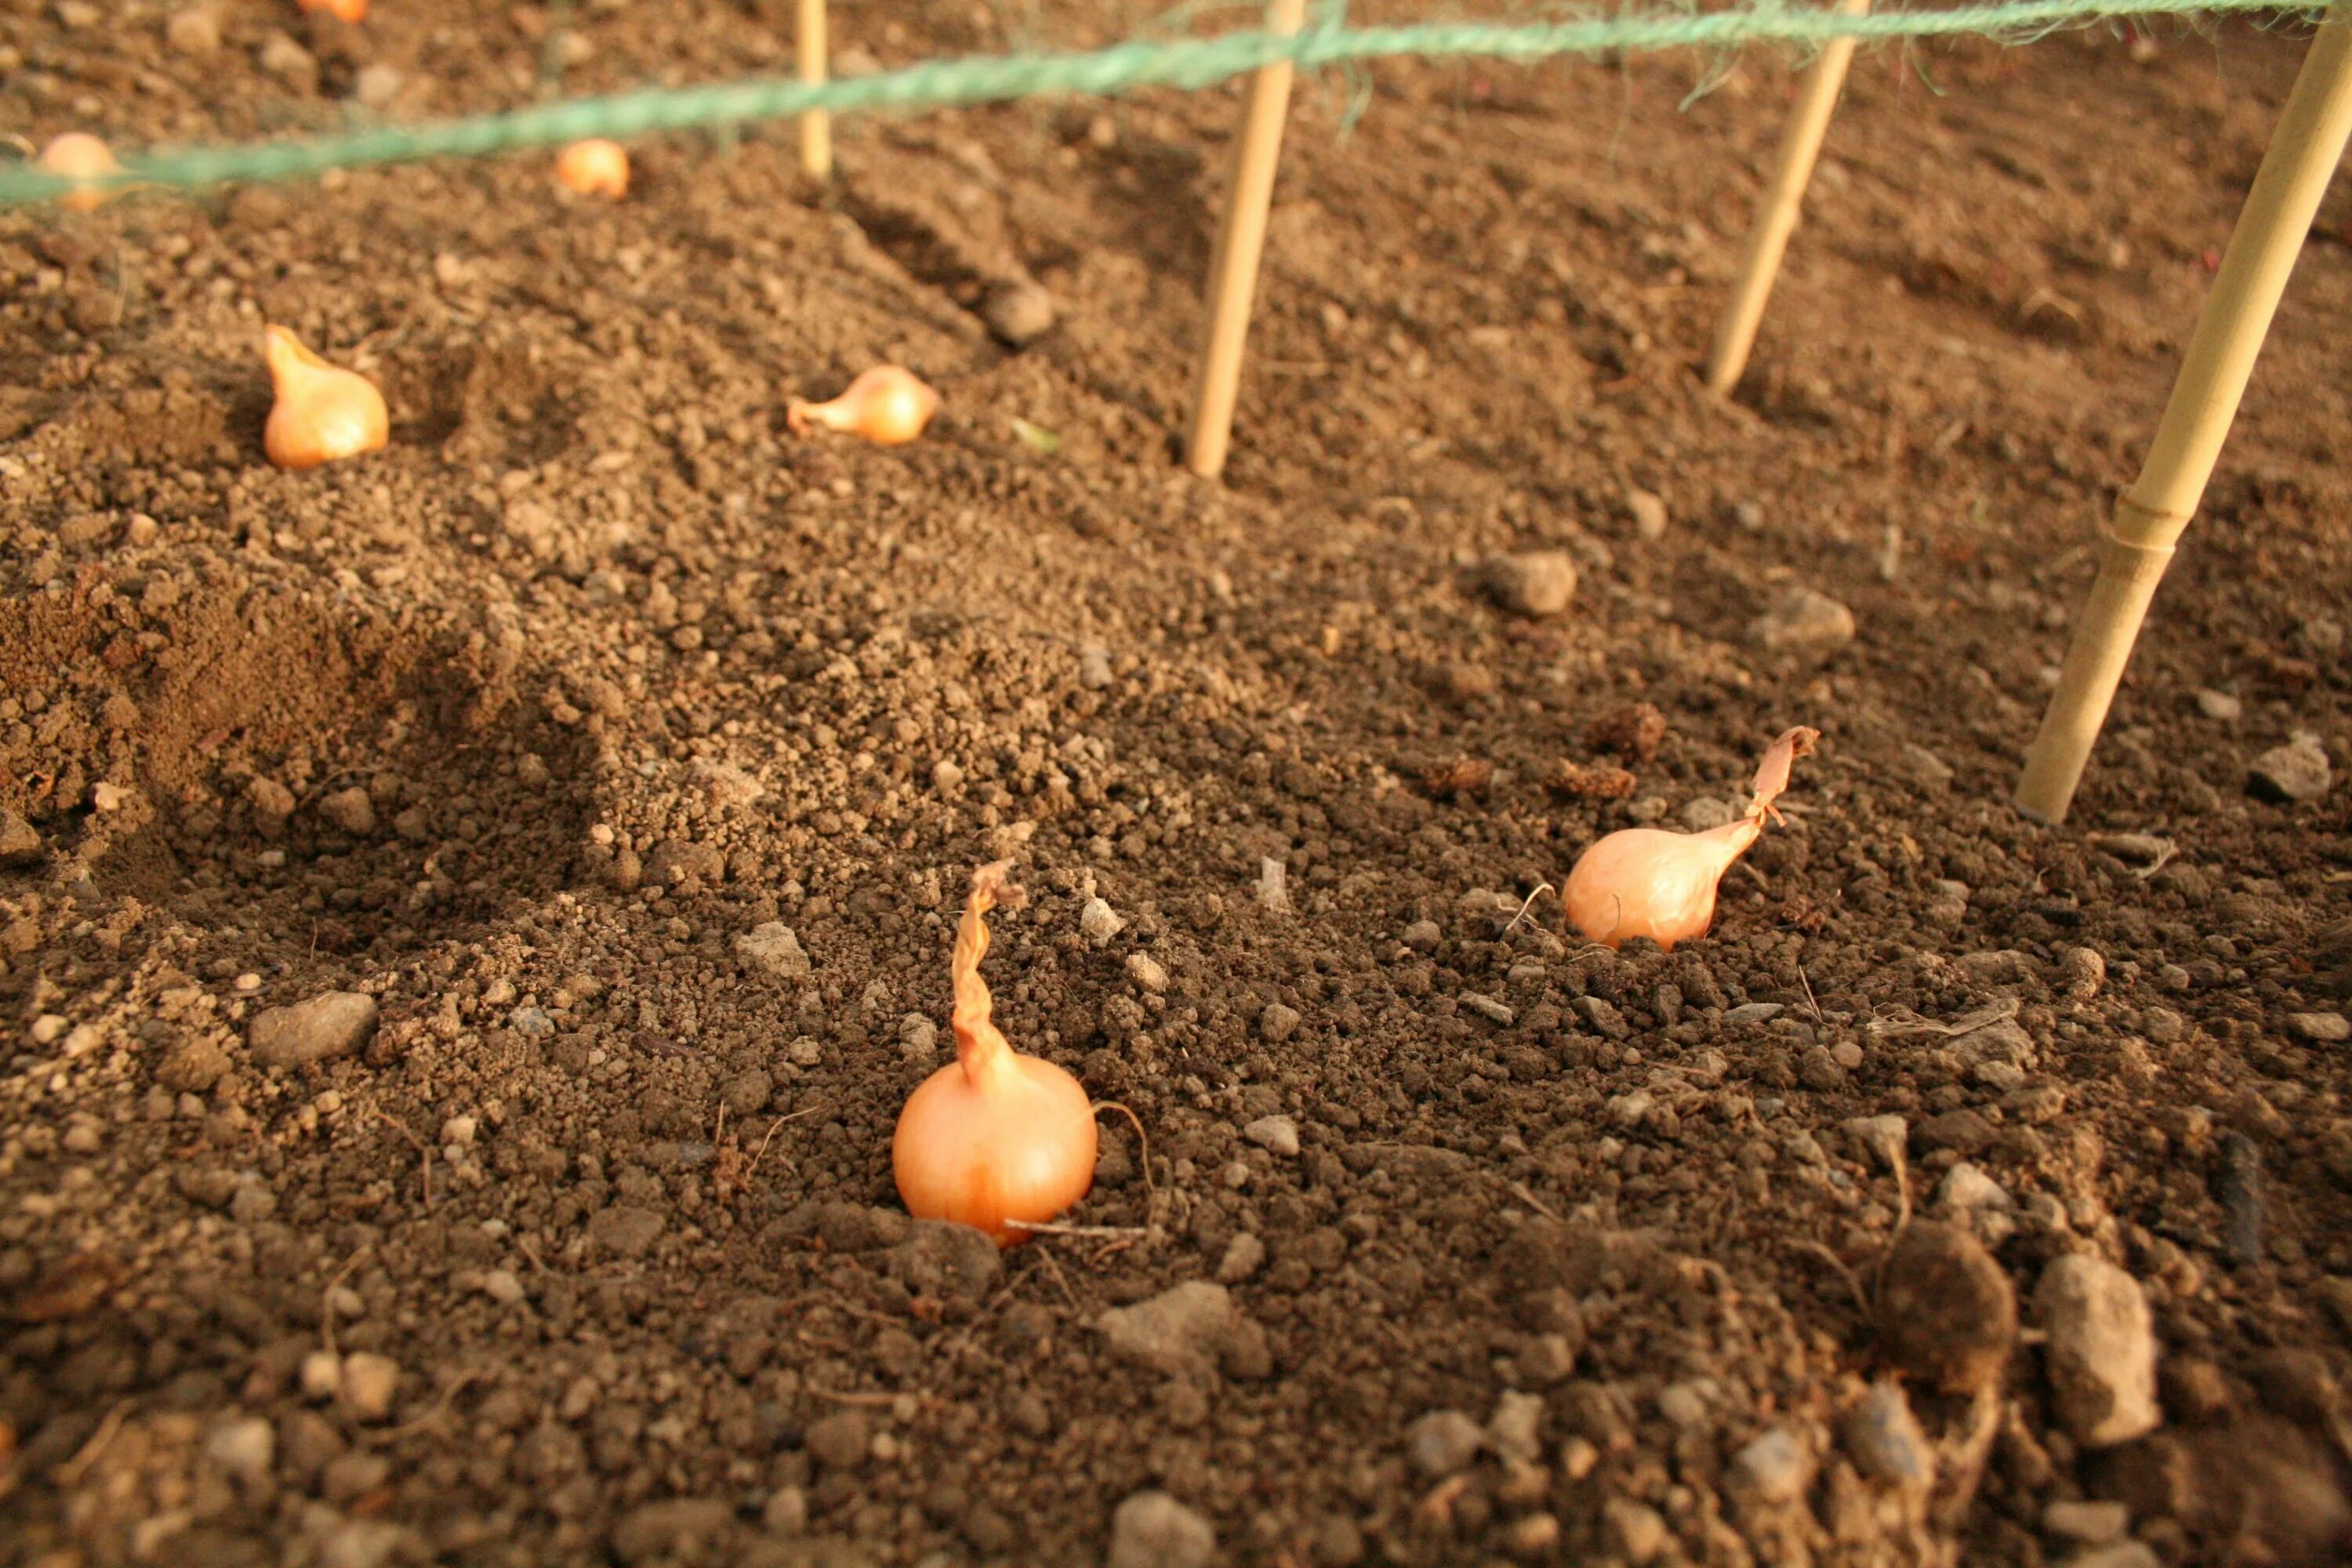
[3,3,2352,1566]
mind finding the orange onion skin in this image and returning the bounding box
[1563,819,1759,951]
[263,326,389,470]
[893,1052,1096,1245]
[787,366,938,446]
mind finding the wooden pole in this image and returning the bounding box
[798,0,830,180]
[1704,0,1870,397]
[2017,2,2352,822]
[1185,0,1309,479]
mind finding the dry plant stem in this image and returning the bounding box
[1185,0,1308,478]
[54,1401,132,1489]
[2017,0,2352,822]
[1092,1099,1156,1208]
[1704,0,1870,396]
[1002,1219,1151,1238]
[798,0,830,180]
[1502,882,1552,937]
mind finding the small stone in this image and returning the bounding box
[2287,1011,2350,1044]
[1097,1282,1243,1378]
[158,1036,233,1093]
[2044,1500,2130,1544]
[352,64,404,110]
[1487,1390,1544,1465]
[1080,897,1126,946]
[1517,1332,1577,1385]
[0,809,42,866]
[1724,1002,1784,1025]
[439,1114,477,1147]
[1258,1002,1301,1044]
[586,1205,664,1260]
[762,1485,808,1535]
[1483,551,1578,618]
[1126,953,1168,993]
[481,1269,525,1305]
[258,30,318,89]
[1080,644,1115,690]
[1752,586,1857,649]
[1214,1232,1265,1283]
[300,1349,342,1401]
[1729,1426,1811,1505]
[1243,1116,1299,1157]
[339,1352,400,1421]
[897,1015,938,1065]
[1603,1497,1671,1564]
[787,1036,822,1067]
[165,6,220,54]
[249,993,379,1069]
[1844,1115,1909,1172]
[318,786,376,835]
[804,1410,869,1472]
[735,922,811,978]
[932,760,965,792]
[2196,688,2243,721]
[982,278,1056,347]
[2037,1253,2160,1447]
[1108,1490,1215,1568]
[1841,1382,1933,1494]
[1406,1409,1484,1476]
[1402,919,1440,951]
[1880,1221,2017,1393]
[320,1450,390,1504]
[2249,732,2331,803]
[1938,1161,2017,1243]
[1626,488,1669,542]
[1461,991,1515,1025]
[612,1498,735,1566]
[205,1415,275,1483]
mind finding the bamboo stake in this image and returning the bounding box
[2017,2,2352,823]
[1705,0,1870,397]
[1185,0,1310,479]
[798,0,830,180]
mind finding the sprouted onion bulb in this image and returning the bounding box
[262,325,389,470]
[38,133,122,213]
[893,863,1097,1246]
[1563,725,1819,951]
[299,0,368,21]
[555,139,630,198]
[787,365,938,446]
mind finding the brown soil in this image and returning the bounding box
[4,4,2351,1566]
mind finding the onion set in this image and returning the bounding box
[893,863,1096,1246]
[1563,725,1819,950]
[787,365,938,446]
[299,0,368,20]
[38,134,121,213]
[556,139,630,198]
[262,326,389,470]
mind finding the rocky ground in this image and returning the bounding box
[2,2,2351,1566]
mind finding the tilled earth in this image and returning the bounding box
[3,2,2351,1566]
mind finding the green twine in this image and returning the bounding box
[0,0,2310,207]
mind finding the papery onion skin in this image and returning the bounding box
[787,366,938,446]
[1563,725,1818,951]
[263,325,390,470]
[892,862,1095,1247]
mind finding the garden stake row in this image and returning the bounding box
[1705,0,1871,396]
[1185,0,1308,480]
[2017,0,2352,822]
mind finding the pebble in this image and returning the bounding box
[1841,1381,1933,1494]
[735,923,812,978]
[481,1269,525,1305]
[762,1484,808,1535]
[1724,1002,1784,1025]
[1843,1115,1908,1172]
[440,1115,477,1148]
[165,5,220,54]
[1406,1409,1484,1476]
[339,1352,400,1421]
[2044,1499,2130,1544]
[1079,644,1115,690]
[249,993,379,1069]
[1461,992,1514,1025]
[2287,1011,2350,1044]
[804,1410,869,1471]
[1125,953,1168,993]
[2196,688,2243,720]
[982,278,1057,347]
[1257,1002,1301,1043]
[1603,1497,1671,1564]
[1487,1390,1544,1465]
[1080,897,1126,946]
[1729,1425,1811,1505]
[2037,1253,2160,1447]
[1626,488,1669,541]
[318,786,376,835]
[1880,1221,2016,1393]
[1243,1116,1298,1157]
[1107,1490,1215,1568]
[1483,550,1578,617]
[258,30,318,89]
[1937,1161,2017,1243]
[1214,1232,1265,1283]
[158,1036,233,1093]
[1752,586,1857,649]
[2248,732,2331,802]
[205,1415,275,1483]
[352,64,405,110]
[787,1036,823,1067]
[1517,1332,1577,1385]
[300,1349,343,1401]
[1097,1282,1243,1378]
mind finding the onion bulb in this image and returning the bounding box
[262,325,389,470]
[37,133,122,213]
[893,862,1097,1246]
[787,365,938,446]
[1563,725,1819,951]
[555,139,630,198]
[299,0,368,21]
